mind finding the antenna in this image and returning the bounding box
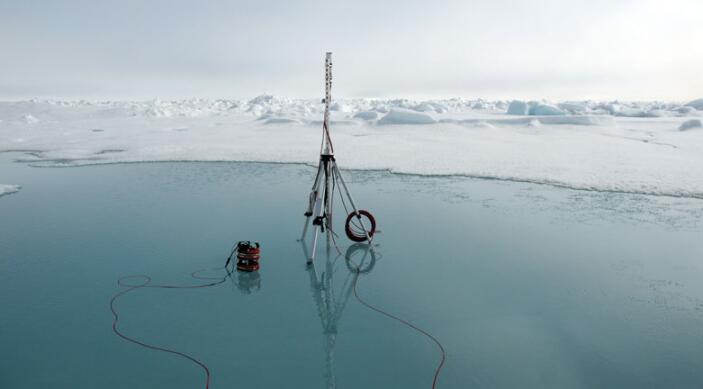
[321,52,334,155]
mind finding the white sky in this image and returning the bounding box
[1,0,701,101]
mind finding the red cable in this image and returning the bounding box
[352,275,446,389]
[109,270,227,389]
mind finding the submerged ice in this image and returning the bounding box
[0,184,20,197]
[1,97,702,198]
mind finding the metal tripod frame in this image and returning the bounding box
[301,52,372,264]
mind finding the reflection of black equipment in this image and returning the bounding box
[225,241,261,272]
[301,53,377,264]
[233,271,261,294]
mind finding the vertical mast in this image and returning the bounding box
[322,52,334,155]
[303,52,377,261]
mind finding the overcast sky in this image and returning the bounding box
[1,0,701,101]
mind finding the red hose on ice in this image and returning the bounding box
[109,269,227,389]
[351,274,446,388]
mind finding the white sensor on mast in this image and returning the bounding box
[321,52,334,155]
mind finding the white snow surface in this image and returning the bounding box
[0,184,20,197]
[1,97,703,198]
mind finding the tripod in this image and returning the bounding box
[301,53,376,264]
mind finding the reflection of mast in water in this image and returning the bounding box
[302,240,377,389]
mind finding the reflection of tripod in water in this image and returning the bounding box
[302,241,377,388]
[301,52,377,264]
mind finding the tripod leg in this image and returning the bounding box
[333,163,373,242]
[308,196,324,263]
[301,161,325,241]
[309,163,329,263]
[311,159,325,193]
[323,160,333,253]
[310,224,320,264]
[300,216,311,242]
[301,190,317,241]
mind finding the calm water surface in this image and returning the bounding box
[1,153,702,388]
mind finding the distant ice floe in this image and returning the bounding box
[330,102,352,112]
[507,101,566,116]
[529,103,565,116]
[440,115,615,127]
[686,98,703,110]
[527,119,542,127]
[378,109,437,125]
[534,115,616,126]
[675,106,697,115]
[0,184,21,197]
[1,96,703,199]
[557,103,588,114]
[506,99,703,118]
[507,101,529,115]
[353,111,379,120]
[262,117,301,125]
[23,114,40,124]
[679,119,702,131]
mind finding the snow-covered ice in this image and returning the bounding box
[1,97,702,198]
[0,184,20,197]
